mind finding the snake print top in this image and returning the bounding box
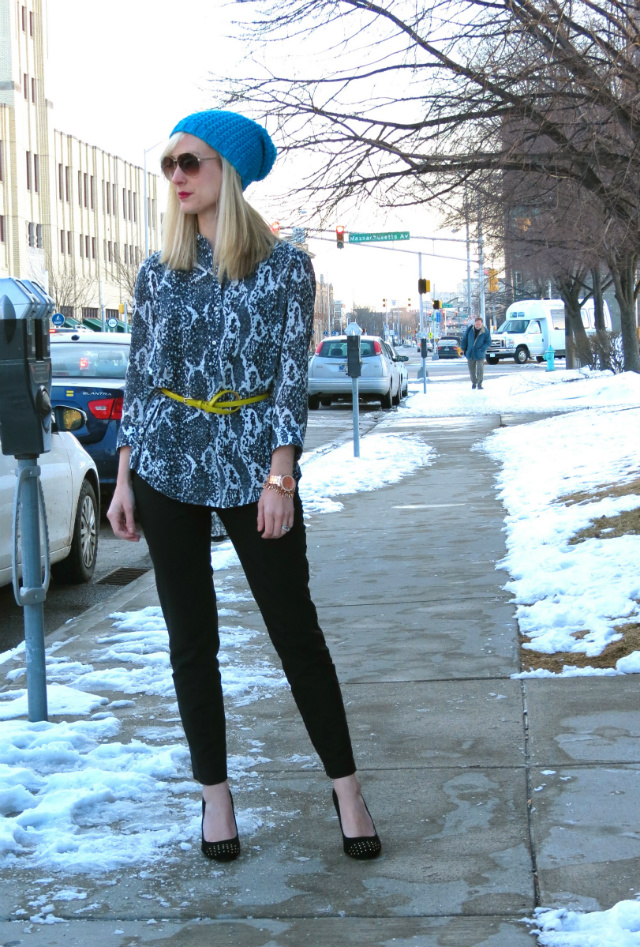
[117,235,316,508]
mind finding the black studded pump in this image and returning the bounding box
[332,789,382,860]
[201,793,241,862]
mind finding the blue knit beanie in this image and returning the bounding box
[170,109,277,190]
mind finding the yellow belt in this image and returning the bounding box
[160,387,270,415]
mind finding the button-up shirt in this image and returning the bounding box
[117,236,316,508]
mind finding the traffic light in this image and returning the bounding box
[336,225,345,249]
[382,297,386,309]
[488,268,499,292]
[418,279,430,295]
[270,221,280,237]
[433,299,442,309]
[408,298,412,309]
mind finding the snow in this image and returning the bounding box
[0,363,638,941]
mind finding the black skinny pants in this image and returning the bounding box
[132,472,357,785]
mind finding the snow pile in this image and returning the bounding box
[527,899,640,946]
[398,368,640,418]
[299,432,435,513]
[482,406,640,675]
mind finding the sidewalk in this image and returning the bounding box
[1,413,638,947]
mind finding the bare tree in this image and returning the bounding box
[214,0,640,369]
[40,256,96,318]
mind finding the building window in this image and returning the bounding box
[0,216,5,242]
[23,73,28,99]
[85,235,90,258]
[0,141,3,182]
[78,171,82,206]
[128,190,132,221]
[82,307,98,320]
[65,167,70,202]
[105,181,110,214]
[123,187,127,218]
[60,230,65,254]
[133,192,137,222]
[83,173,88,208]
[33,154,39,192]
[25,151,30,190]
[29,10,33,35]
[21,6,26,31]
[90,175,94,209]
[112,183,117,213]
[92,236,95,259]
[79,234,83,257]
[36,224,43,249]
[27,222,35,247]
[67,231,71,254]
[108,240,112,262]
[58,163,63,200]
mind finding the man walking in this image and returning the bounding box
[461,317,492,389]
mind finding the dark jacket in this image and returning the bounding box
[462,324,492,360]
[117,236,315,508]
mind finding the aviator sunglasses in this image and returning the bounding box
[160,153,219,181]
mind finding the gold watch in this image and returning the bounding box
[264,474,297,497]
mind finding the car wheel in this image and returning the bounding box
[308,395,320,410]
[515,346,529,364]
[380,386,393,409]
[486,355,498,364]
[51,479,99,584]
[393,383,401,406]
[536,356,544,363]
[320,398,332,407]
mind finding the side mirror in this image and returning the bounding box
[52,405,86,433]
[398,355,409,362]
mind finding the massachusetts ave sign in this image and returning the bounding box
[348,231,410,243]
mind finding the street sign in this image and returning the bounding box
[51,312,64,327]
[107,317,118,329]
[348,231,410,243]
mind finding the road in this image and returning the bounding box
[0,349,552,652]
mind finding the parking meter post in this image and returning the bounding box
[419,336,428,393]
[345,324,362,458]
[15,458,49,721]
[0,280,54,723]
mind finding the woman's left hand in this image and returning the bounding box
[257,488,294,539]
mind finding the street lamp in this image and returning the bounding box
[143,139,165,258]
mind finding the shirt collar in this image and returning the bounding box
[196,233,214,269]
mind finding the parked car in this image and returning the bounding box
[437,336,462,358]
[0,409,100,587]
[308,335,408,409]
[49,332,130,496]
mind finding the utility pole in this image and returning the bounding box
[465,194,472,318]
[478,207,486,323]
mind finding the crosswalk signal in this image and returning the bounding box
[336,225,345,249]
[418,279,430,295]
[488,268,499,292]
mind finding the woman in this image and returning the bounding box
[107,109,381,862]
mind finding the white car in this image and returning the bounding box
[0,409,100,588]
[308,335,409,409]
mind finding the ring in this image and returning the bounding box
[281,525,291,533]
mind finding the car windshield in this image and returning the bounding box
[51,343,130,379]
[318,340,377,358]
[502,319,530,333]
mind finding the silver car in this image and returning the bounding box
[308,335,408,410]
[0,410,100,587]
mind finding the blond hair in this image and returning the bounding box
[160,134,277,281]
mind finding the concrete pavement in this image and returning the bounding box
[1,412,638,947]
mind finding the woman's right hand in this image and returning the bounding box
[107,447,140,541]
[107,480,140,541]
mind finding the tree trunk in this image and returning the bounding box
[556,272,590,368]
[609,256,640,374]
[591,269,606,332]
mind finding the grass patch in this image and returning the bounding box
[520,623,640,673]
[562,475,640,506]
[569,507,640,544]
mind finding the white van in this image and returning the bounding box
[486,299,611,364]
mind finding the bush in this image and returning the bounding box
[575,331,625,374]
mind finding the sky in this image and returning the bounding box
[44,0,475,309]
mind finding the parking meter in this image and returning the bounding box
[346,333,362,378]
[420,337,428,358]
[0,277,54,724]
[0,279,54,457]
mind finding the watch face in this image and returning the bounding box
[281,475,296,491]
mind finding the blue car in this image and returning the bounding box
[50,332,130,497]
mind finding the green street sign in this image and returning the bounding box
[348,231,410,243]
